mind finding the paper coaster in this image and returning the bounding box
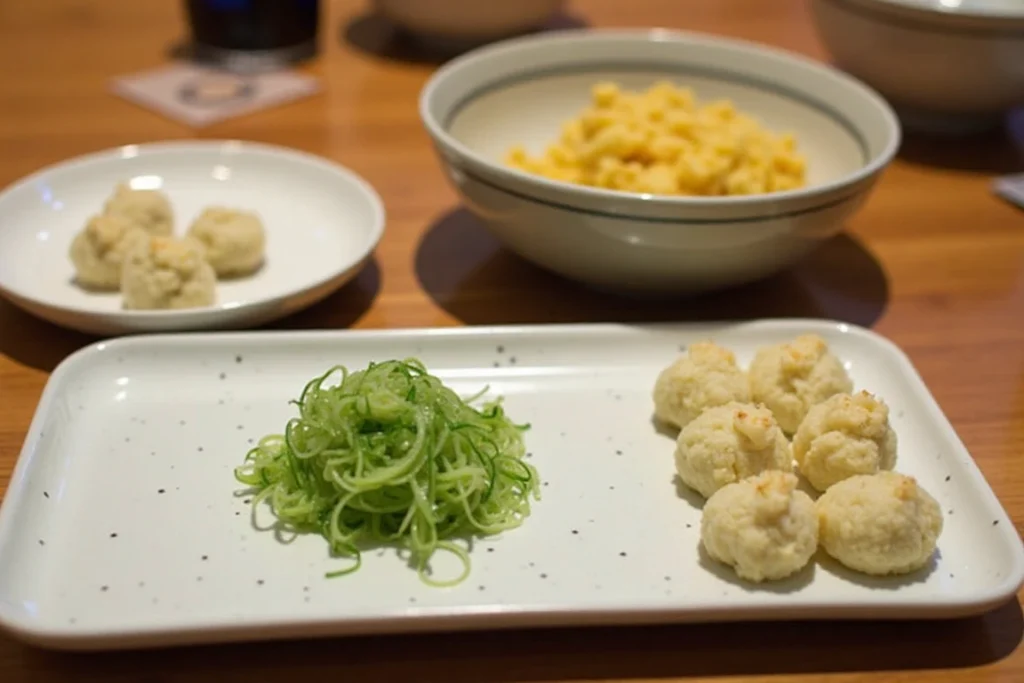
[110,62,320,128]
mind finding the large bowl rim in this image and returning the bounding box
[419,28,901,211]
[842,0,1024,20]
[816,0,1024,34]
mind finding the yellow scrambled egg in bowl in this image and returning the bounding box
[505,81,807,197]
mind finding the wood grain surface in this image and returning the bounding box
[1,0,1023,681]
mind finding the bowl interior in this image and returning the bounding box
[448,68,867,189]
[423,30,900,210]
[0,142,383,316]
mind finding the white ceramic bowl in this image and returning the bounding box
[420,29,900,294]
[0,141,385,336]
[810,0,1024,132]
[372,0,565,43]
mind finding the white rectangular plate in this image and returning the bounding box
[1,320,1022,651]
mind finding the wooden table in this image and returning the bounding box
[1,0,1022,680]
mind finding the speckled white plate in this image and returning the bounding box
[0,140,385,335]
[0,320,1021,651]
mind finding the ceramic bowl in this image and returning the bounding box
[0,141,385,335]
[419,29,900,294]
[810,0,1024,133]
[372,0,565,45]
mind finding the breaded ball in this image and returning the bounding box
[674,401,793,499]
[653,341,750,429]
[816,472,943,576]
[793,391,898,492]
[749,334,853,434]
[187,207,266,278]
[68,213,149,290]
[120,236,217,310]
[102,183,174,236]
[701,471,818,583]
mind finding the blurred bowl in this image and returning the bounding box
[419,29,900,295]
[372,0,565,46]
[810,0,1024,133]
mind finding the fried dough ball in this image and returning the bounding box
[653,341,750,429]
[793,391,898,492]
[102,182,174,236]
[187,207,266,278]
[675,401,792,499]
[120,236,216,310]
[68,213,149,290]
[701,471,818,583]
[749,334,853,433]
[816,472,943,576]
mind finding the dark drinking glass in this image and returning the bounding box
[184,0,320,67]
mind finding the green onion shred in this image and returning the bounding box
[234,359,539,586]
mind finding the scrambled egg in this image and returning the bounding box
[505,81,807,196]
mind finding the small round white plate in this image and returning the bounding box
[0,140,385,336]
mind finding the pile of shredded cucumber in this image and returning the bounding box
[235,359,539,586]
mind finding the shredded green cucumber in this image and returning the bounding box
[234,359,539,586]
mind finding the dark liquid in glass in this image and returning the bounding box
[186,0,319,51]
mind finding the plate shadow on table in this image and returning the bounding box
[0,258,381,373]
[897,109,1024,174]
[416,208,890,328]
[13,598,1022,681]
[341,10,588,66]
[0,300,97,374]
